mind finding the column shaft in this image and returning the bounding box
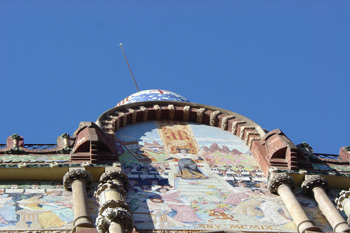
[277,184,320,233]
[72,179,92,227]
[109,221,124,233]
[302,175,350,232]
[95,169,133,233]
[269,173,321,233]
[63,168,94,232]
[313,187,350,232]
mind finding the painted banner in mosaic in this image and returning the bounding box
[115,120,332,232]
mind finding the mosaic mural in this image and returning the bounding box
[0,154,70,163]
[116,120,333,232]
[0,181,98,231]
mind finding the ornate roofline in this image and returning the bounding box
[96,101,266,149]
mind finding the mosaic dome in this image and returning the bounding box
[116,89,190,106]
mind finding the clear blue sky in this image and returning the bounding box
[1,1,349,154]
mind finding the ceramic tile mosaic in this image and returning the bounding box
[0,181,99,231]
[116,90,190,106]
[0,154,70,163]
[115,120,332,232]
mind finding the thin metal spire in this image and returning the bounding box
[119,43,140,92]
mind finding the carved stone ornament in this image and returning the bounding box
[299,169,307,174]
[99,199,130,214]
[301,175,330,196]
[115,118,120,131]
[116,112,127,127]
[154,105,161,120]
[94,181,127,202]
[196,108,206,123]
[209,110,221,126]
[168,104,175,120]
[239,125,255,139]
[183,105,190,122]
[17,162,27,168]
[335,190,350,211]
[63,169,93,191]
[231,121,246,135]
[139,106,148,122]
[221,115,234,130]
[268,173,295,194]
[81,161,91,168]
[96,206,134,233]
[127,108,137,124]
[50,161,59,167]
[113,162,121,167]
[99,170,129,189]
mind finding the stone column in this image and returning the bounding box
[336,190,350,225]
[302,175,350,232]
[268,173,321,233]
[63,169,94,231]
[95,169,133,233]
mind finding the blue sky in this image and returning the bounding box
[1,1,349,154]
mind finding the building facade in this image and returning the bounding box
[1,89,350,233]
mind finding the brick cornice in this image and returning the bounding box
[96,101,265,149]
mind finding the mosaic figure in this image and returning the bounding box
[224,181,250,206]
[258,195,291,225]
[168,148,208,179]
[155,187,203,223]
[0,194,16,226]
[147,198,189,228]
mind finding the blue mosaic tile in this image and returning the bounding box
[117,90,190,106]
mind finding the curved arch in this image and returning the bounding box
[96,101,266,150]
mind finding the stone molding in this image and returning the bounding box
[99,170,129,189]
[154,105,161,120]
[221,115,234,130]
[96,206,134,233]
[231,121,246,135]
[126,108,137,124]
[168,104,175,120]
[98,103,265,151]
[196,108,206,123]
[139,106,148,121]
[268,173,294,194]
[239,125,256,139]
[63,169,93,191]
[301,175,329,196]
[335,190,350,211]
[183,105,190,122]
[99,199,130,214]
[210,110,221,126]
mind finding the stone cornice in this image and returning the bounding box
[96,101,265,151]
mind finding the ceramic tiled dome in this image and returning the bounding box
[116,89,190,106]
